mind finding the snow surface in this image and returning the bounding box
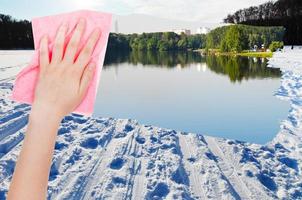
[0,50,302,199]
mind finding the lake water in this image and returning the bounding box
[94,50,289,144]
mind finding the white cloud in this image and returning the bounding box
[70,0,106,10]
[92,0,270,22]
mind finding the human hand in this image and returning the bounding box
[32,18,101,119]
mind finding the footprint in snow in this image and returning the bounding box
[80,137,99,149]
[110,157,125,170]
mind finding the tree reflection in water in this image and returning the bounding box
[104,50,281,83]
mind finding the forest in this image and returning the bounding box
[224,0,302,45]
[0,13,284,53]
[205,25,284,53]
[108,32,206,51]
[0,14,33,49]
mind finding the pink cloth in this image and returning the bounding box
[11,10,112,116]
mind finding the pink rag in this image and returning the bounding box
[11,10,112,116]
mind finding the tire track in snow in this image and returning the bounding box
[0,116,28,141]
[131,126,151,200]
[178,133,207,199]
[205,136,252,199]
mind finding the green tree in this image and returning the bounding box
[158,40,169,51]
[177,38,188,50]
[222,25,244,52]
[269,41,284,52]
[147,37,157,50]
[138,39,147,50]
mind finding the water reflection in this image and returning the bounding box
[205,55,280,82]
[104,50,281,82]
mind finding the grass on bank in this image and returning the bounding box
[237,51,273,58]
[195,49,273,58]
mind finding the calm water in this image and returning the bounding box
[95,50,289,144]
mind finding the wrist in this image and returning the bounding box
[30,102,64,123]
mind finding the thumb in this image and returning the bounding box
[79,62,96,98]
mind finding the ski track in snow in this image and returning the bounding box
[0,48,302,199]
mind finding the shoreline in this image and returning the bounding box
[194,49,274,58]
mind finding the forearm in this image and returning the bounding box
[7,106,62,200]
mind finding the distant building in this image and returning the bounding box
[196,27,210,34]
[173,29,191,35]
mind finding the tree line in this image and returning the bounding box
[224,0,302,24]
[0,14,33,49]
[205,25,284,52]
[108,32,206,51]
[0,13,284,52]
[224,0,302,45]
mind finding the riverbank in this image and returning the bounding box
[194,49,273,58]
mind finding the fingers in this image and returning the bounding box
[52,23,67,64]
[75,28,101,71]
[79,62,95,98]
[64,18,86,63]
[39,36,49,72]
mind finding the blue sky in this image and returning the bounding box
[2,0,269,22]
